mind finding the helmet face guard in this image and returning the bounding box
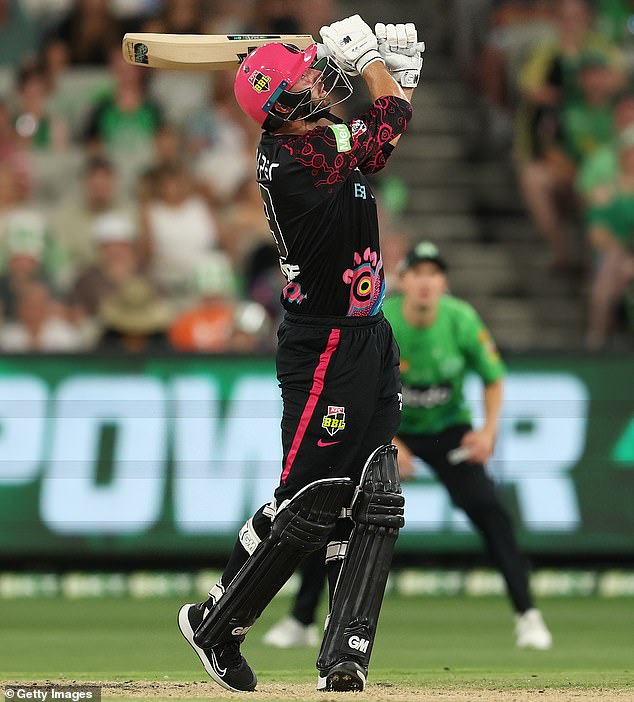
[269,54,353,125]
[234,43,353,130]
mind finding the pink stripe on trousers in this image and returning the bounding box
[281,327,340,484]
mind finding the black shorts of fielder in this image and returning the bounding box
[399,424,533,613]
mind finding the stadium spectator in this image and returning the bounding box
[47,0,122,66]
[556,54,619,169]
[97,276,171,352]
[0,0,36,66]
[68,211,140,321]
[585,129,634,347]
[0,208,49,321]
[514,52,619,270]
[0,280,84,351]
[83,49,163,188]
[577,93,634,199]
[185,72,252,205]
[140,163,220,304]
[515,0,625,272]
[169,251,270,353]
[518,0,623,107]
[13,60,69,151]
[136,123,185,201]
[49,156,134,292]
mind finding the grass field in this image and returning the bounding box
[2,595,633,701]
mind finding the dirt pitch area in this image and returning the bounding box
[97,681,634,702]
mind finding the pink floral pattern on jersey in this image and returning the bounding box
[280,96,412,193]
[342,248,384,316]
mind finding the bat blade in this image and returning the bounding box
[122,33,315,71]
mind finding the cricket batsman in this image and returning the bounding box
[176,15,424,693]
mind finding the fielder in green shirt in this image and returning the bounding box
[389,242,550,650]
[263,242,552,652]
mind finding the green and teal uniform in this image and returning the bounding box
[381,293,533,614]
[382,294,506,435]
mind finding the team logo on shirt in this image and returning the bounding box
[342,248,384,316]
[322,405,346,436]
[249,71,271,93]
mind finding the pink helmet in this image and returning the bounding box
[234,42,352,130]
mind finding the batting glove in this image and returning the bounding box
[375,22,425,88]
[320,14,384,76]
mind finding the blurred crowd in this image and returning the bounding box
[454,0,634,348]
[3,0,631,354]
[0,0,411,354]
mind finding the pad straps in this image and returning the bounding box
[194,477,354,648]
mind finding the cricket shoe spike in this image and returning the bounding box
[178,603,257,692]
[317,660,367,692]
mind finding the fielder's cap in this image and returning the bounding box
[399,241,447,273]
[93,212,135,243]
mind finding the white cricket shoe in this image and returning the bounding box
[515,608,552,650]
[262,616,319,648]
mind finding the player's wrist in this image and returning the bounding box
[481,425,497,441]
[360,57,390,81]
[357,49,384,74]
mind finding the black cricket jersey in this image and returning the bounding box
[256,95,412,317]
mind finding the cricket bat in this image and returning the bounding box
[122,33,315,71]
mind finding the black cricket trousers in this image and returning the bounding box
[220,311,401,589]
